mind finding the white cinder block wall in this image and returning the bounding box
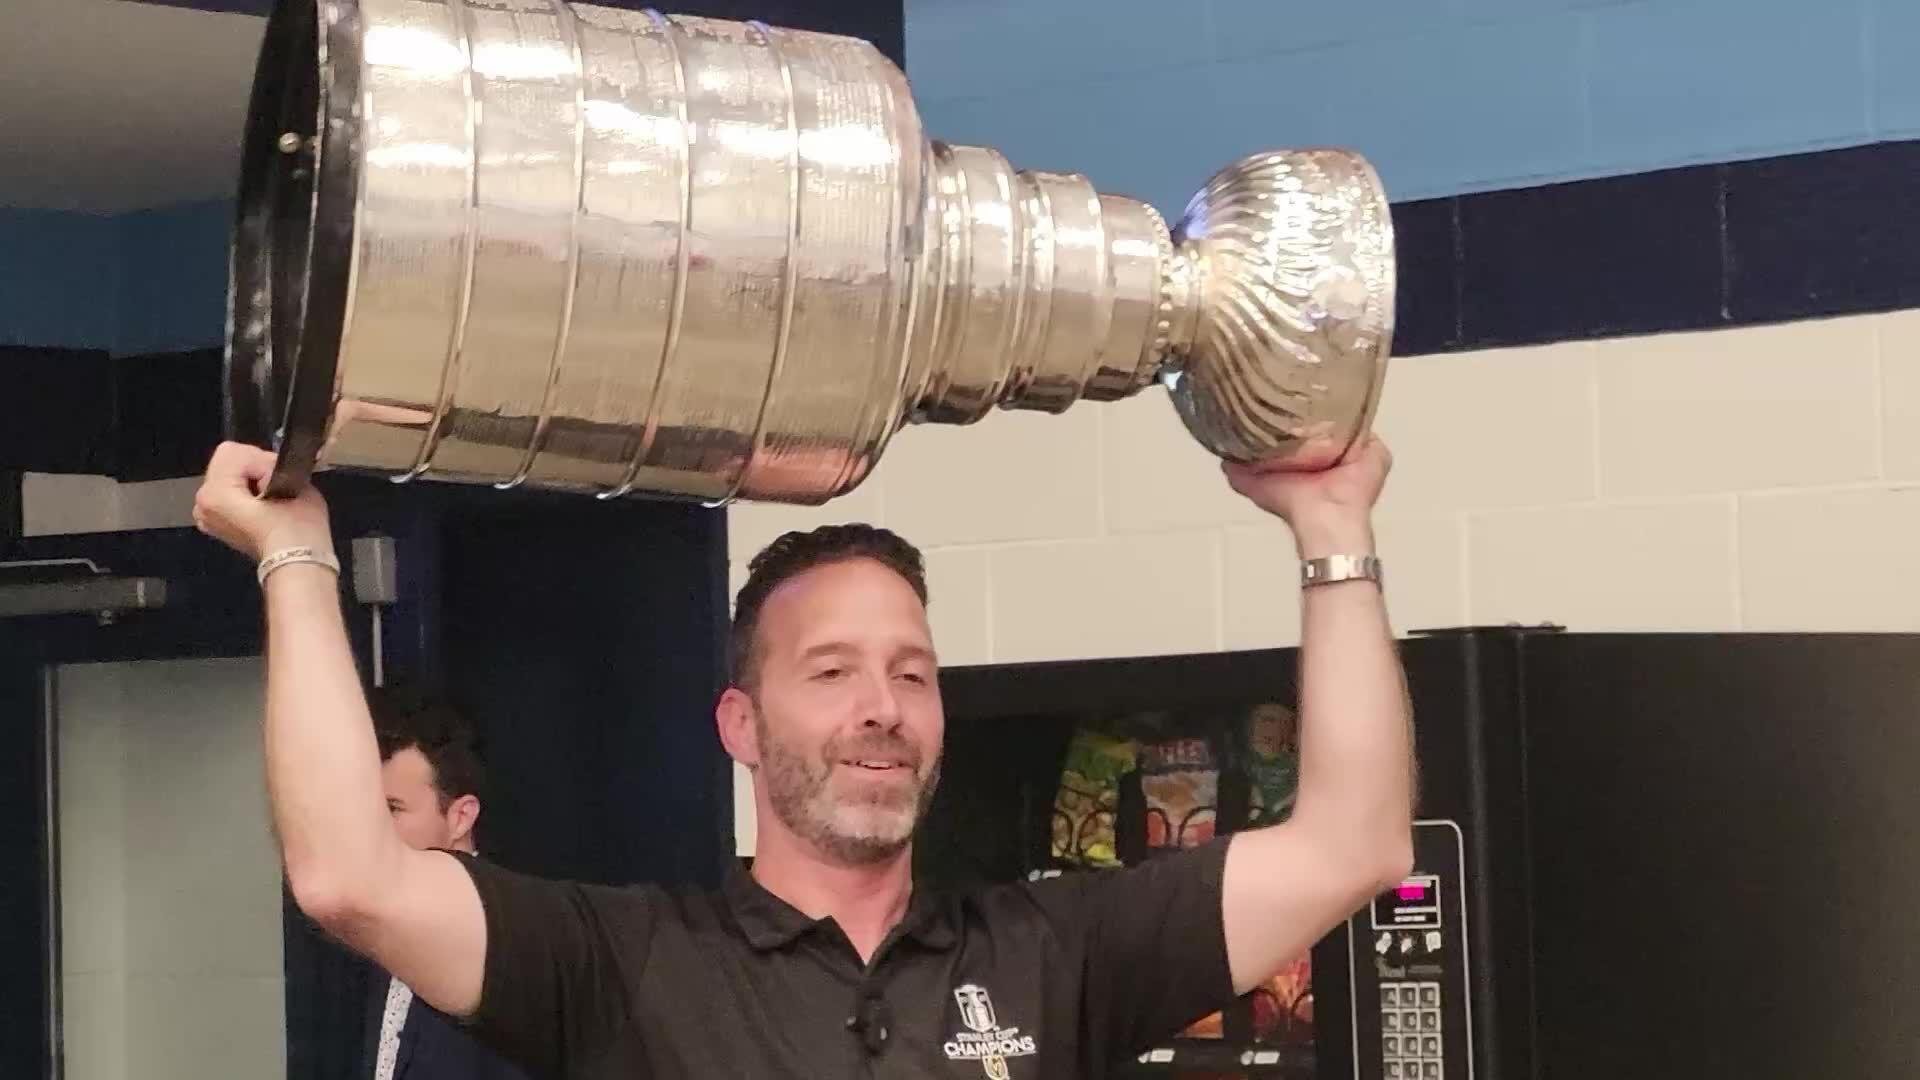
[729,311,1920,658]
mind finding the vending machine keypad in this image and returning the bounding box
[1347,821,1471,1080]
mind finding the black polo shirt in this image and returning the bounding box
[451,839,1234,1079]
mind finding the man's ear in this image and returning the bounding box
[446,793,481,848]
[716,686,760,769]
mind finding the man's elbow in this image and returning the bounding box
[1369,836,1417,892]
[1359,822,1420,891]
[1294,820,1417,901]
[286,859,379,940]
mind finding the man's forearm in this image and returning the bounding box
[263,564,405,917]
[1215,440,1412,992]
[1290,521,1415,877]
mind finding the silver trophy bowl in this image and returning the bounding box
[227,0,1395,505]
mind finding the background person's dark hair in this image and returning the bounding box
[729,524,928,692]
[368,684,487,809]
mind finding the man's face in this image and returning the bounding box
[746,558,944,865]
[380,746,471,853]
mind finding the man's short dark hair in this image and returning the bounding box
[729,523,928,691]
[369,684,486,809]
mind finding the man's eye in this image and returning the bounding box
[896,672,928,685]
[814,668,845,681]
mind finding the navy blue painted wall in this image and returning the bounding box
[117,201,233,355]
[0,201,229,355]
[0,210,121,351]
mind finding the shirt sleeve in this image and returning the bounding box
[450,854,656,1078]
[1044,838,1237,1072]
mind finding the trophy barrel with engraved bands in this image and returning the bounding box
[227,0,1395,505]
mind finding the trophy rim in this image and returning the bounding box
[224,0,361,497]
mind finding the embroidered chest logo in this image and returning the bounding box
[943,984,1037,1079]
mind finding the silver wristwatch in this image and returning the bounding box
[1300,553,1383,589]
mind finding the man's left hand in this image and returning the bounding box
[1222,435,1392,558]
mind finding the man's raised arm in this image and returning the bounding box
[195,442,487,1016]
[1215,436,1416,995]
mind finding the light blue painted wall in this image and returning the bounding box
[906,0,1916,214]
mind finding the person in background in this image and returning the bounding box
[361,686,530,1080]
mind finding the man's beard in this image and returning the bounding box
[755,708,941,865]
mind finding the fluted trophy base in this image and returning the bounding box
[1163,150,1394,472]
[226,0,1394,508]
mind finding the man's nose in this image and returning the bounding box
[857,673,904,729]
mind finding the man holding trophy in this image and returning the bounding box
[203,1,1414,1075]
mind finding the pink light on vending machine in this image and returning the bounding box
[1396,882,1426,901]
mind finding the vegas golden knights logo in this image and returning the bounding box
[944,984,1035,1079]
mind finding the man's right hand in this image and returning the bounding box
[193,441,334,562]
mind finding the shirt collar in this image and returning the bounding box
[721,860,957,953]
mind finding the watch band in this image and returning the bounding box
[1300,553,1382,589]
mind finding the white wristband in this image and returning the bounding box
[257,546,341,586]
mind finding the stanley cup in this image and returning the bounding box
[226,0,1395,505]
